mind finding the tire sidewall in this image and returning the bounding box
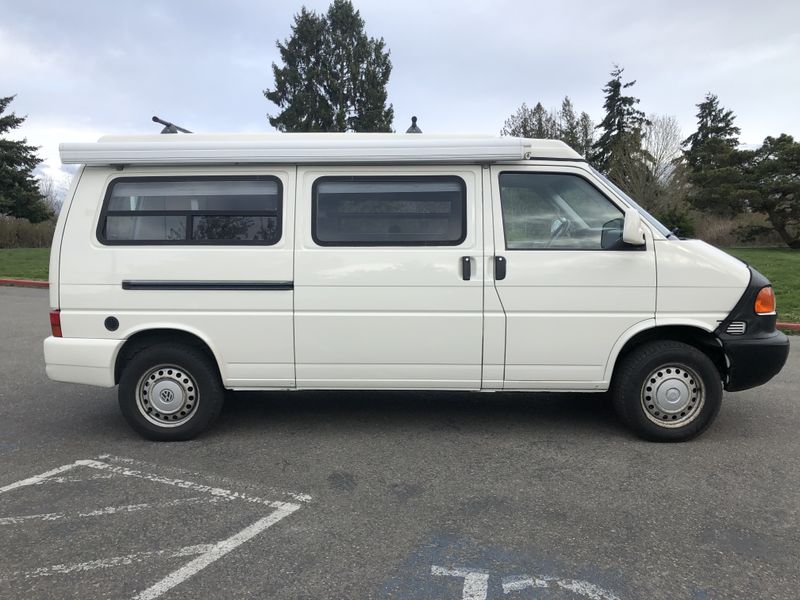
[614,342,723,442]
[118,345,224,441]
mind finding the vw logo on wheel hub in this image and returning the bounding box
[159,389,175,403]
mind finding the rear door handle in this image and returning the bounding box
[495,256,506,280]
[461,256,471,281]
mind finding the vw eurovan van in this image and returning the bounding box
[45,134,790,441]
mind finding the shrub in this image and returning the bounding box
[692,212,783,247]
[0,215,56,248]
[654,204,696,237]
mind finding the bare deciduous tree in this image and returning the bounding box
[644,114,683,184]
[38,175,68,216]
[614,114,690,217]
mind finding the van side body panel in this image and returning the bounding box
[655,240,750,331]
[488,164,657,389]
[54,165,296,388]
[48,166,84,310]
[293,166,484,389]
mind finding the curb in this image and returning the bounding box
[0,278,49,288]
[778,322,800,331]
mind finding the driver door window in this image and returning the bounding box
[499,172,623,250]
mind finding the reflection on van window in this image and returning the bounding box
[99,177,282,245]
[106,215,186,241]
[499,173,623,250]
[313,177,466,246]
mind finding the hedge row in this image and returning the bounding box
[0,216,56,248]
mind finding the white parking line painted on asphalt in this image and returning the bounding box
[501,574,622,599]
[0,462,80,494]
[0,495,232,525]
[0,456,310,599]
[98,454,313,503]
[2,545,214,581]
[33,473,116,485]
[77,459,306,509]
[502,575,549,591]
[132,504,300,600]
[431,566,491,600]
[429,566,623,600]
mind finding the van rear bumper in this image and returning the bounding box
[43,336,123,388]
[721,331,790,392]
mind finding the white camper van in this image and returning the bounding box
[45,133,789,442]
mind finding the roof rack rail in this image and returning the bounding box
[152,115,192,134]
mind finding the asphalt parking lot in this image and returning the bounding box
[1,286,798,600]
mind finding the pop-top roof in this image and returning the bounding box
[59,133,583,166]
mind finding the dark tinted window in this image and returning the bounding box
[313,177,466,246]
[99,177,281,245]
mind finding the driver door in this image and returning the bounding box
[488,164,656,388]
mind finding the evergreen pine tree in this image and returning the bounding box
[264,0,393,132]
[529,102,557,138]
[591,65,651,192]
[737,134,800,248]
[501,102,533,137]
[0,95,50,223]
[501,97,590,153]
[558,97,581,151]
[683,93,740,169]
[577,112,594,157]
[682,93,743,216]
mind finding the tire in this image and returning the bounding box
[611,340,723,442]
[118,343,225,441]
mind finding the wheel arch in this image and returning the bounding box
[113,327,224,385]
[605,322,727,386]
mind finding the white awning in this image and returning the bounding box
[59,134,582,166]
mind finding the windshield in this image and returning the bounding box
[588,166,675,238]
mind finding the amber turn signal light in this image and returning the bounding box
[754,286,776,315]
[49,310,62,337]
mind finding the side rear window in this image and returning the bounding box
[312,176,466,246]
[98,176,282,245]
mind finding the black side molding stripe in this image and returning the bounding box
[122,280,293,291]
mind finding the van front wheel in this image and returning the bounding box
[611,340,722,442]
[118,344,224,441]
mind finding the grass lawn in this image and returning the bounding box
[0,248,51,280]
[723,248,800,323]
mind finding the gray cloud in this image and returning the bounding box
[3,0,799,174]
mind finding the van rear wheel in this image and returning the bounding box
[118,343,224,441]
[611,340,722,442]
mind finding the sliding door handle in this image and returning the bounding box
[495,256,506,280]
[461,256,472,281]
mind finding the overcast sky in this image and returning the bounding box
[3,0,799,183]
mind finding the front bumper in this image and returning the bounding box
[43,336,123,388]
[721,330,790,392]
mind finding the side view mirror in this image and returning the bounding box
[622,208,645,246]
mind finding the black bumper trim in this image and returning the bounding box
[714,265,790,391]
[720,331,790,392]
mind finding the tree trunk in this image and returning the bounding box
[767,210,800,249]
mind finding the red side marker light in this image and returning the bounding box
[49,310,62,337]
